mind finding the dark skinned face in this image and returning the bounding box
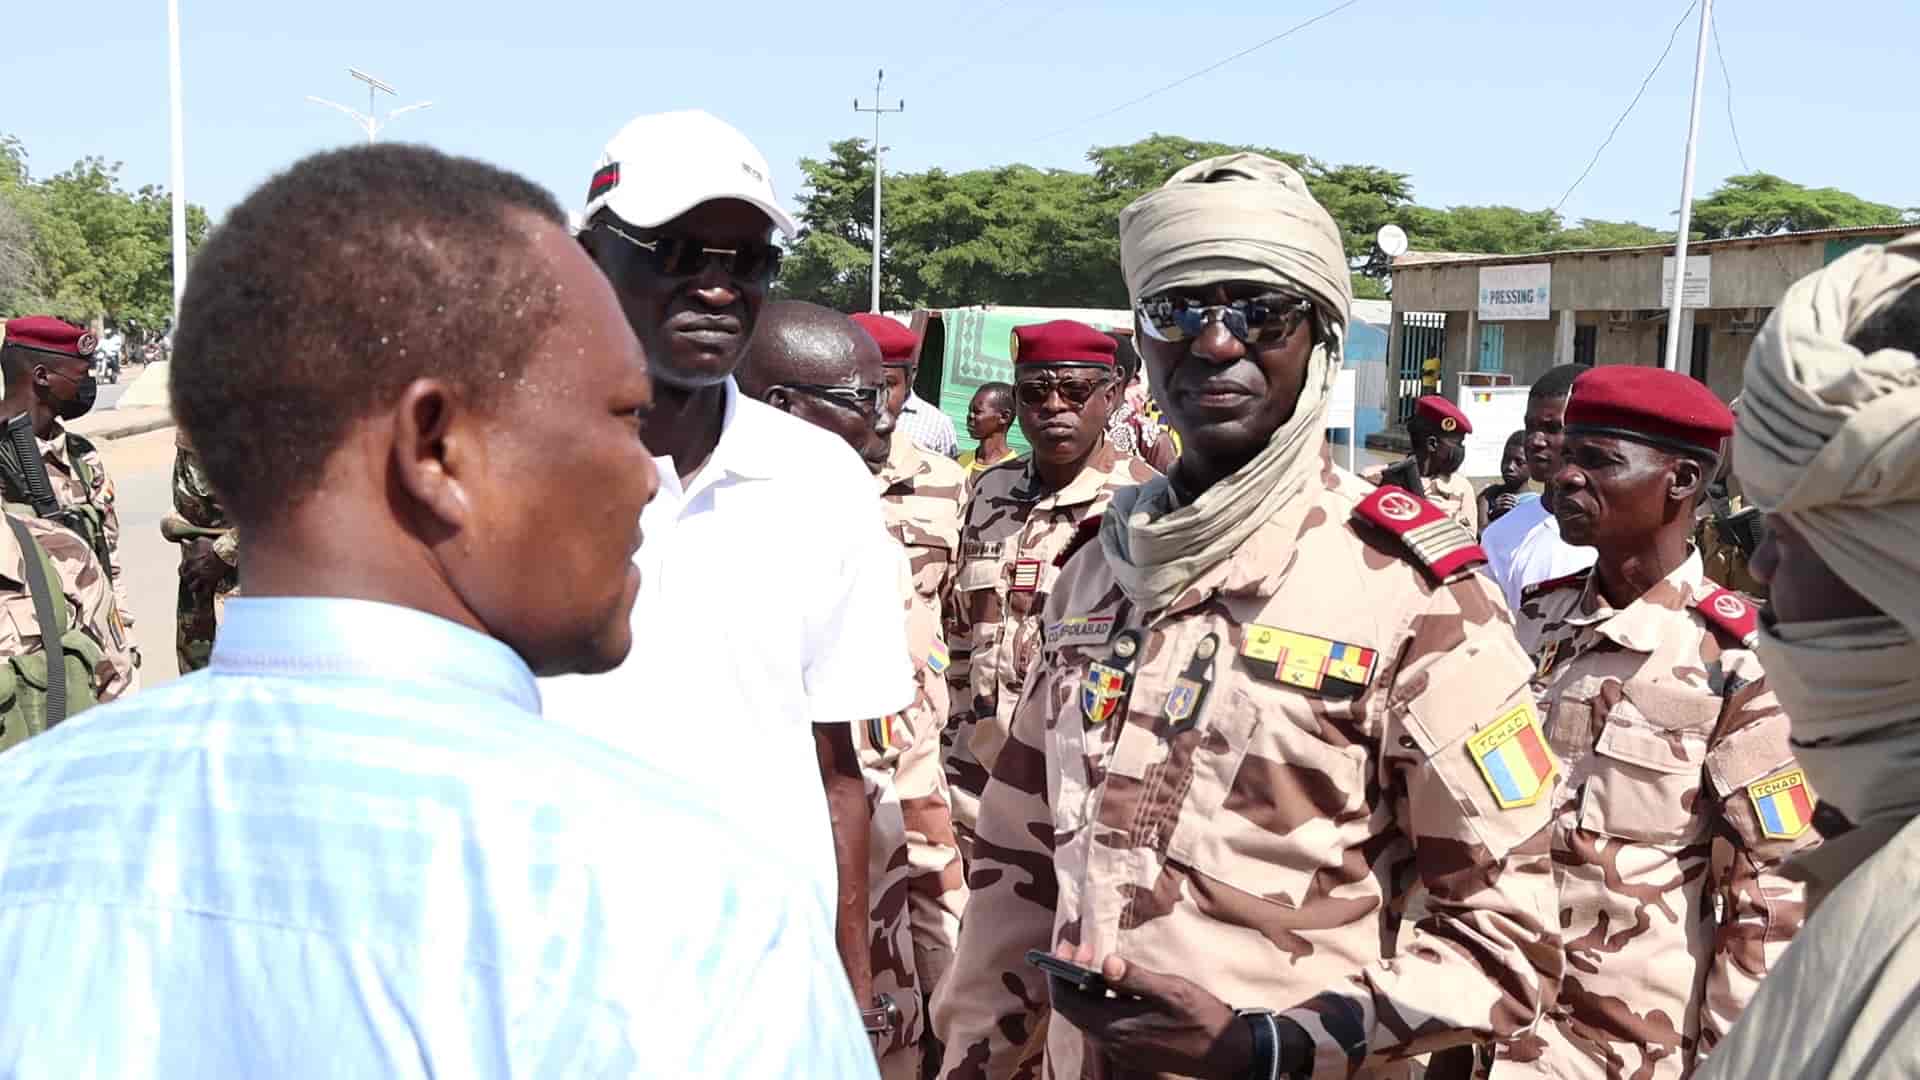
[1552,433,1697,552]
[37,353,97,420]
[1500,439,1529,486]
[1418,431,1467,477]
[1136,281,1315,488]
[882,364,913,420]
[966,388,1010,440]
[1751,512,1884,625]
[777,339,894,475]
[587,199,774,390]
[1015,363,1117,470]
[1522,395,1569,484]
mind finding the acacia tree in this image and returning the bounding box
[1692,173,1912,238]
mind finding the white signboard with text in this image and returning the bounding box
[1456,385,1532,480]
[1477,263,1552,321]
[1661,255,1712,309]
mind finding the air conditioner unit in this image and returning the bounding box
[1726,307,1765,333]
[1606,310,1635,331]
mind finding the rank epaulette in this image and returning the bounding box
[1521,568,1591,602]
[1353,486,1485,582]
[1054,516,1105,569]
[1691,586,1759,648]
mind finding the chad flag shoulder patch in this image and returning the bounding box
[1747,768,1814,839]
[1467,704,1557,809]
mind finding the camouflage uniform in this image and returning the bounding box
[1366,464,1482,536]
[946,448,1159,857]
[1502,553,1816,1078]
[37,422,132,628]
[172,432,240,673]
[880,431,967,625]
[931,470,1563,1079]
[0,511,137,751]
[863,553,967,1079]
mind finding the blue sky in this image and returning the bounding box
[9,0,1917,235]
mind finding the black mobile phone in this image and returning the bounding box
[1027,948,1119,997]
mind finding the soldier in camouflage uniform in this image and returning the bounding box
[0,509,137,751]
[740,301,965,1076]
[170,429,240,673]
[933,155,1561,1079]
[1499,367,1815,1078]
[946,320,1159,860]
[0,317,135,632]
[1366,394,1482,535]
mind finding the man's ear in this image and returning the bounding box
[1669,454,1707,506]
[764,388,796,414]
[390,378,473,534]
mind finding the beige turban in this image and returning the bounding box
[1101,154,1353,612]
[1736,231,1920,845]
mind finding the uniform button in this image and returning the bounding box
[1398,735,1417,750]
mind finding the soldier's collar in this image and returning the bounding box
[1570,550,1707,653]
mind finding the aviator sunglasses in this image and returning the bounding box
[1135,291,1316,346]
[1014,373,1112,409]
[598,220,784,283]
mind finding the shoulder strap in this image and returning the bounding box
[1352,486,1486,583]
[6,516,66,725]
[66,434,94,491]
[1692,587,1760,649]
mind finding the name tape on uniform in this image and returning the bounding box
[1048,615,1116,647]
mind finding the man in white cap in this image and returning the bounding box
[932,154,1559,1079]
[1695,233,1920,1079]
[541,110,914,1036]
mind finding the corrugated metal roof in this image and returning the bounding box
[1389,222,1919,272]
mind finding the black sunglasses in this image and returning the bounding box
[1014,373,1112,409]
[598,221,783,283]
[1135,291,1315,345]
[781,383,884,418]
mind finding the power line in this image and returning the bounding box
[913,1,1072,99]
[1710,15,1752,173]
[1552,0,1697,214]
[1028,0,1365,145]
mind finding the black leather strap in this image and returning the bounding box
[8,515,65,726]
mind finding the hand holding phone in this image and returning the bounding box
[1027,948,1132,999]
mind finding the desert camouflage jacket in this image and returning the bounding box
[931,467,1562,1079]
[882,431,967,617]
[39,423,132,626]
[1502,553,1817,1078]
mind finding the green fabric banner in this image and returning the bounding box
[937,308,1126,458]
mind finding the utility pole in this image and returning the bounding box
[166,0,188,325]
[307,68,433,144]
[854,70,904,314]
[1663,0,1713,372]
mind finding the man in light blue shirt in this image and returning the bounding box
[0,144,877,1078]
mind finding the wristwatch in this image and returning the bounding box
[862,993,901,1039]
[1235,1008,1311,1080]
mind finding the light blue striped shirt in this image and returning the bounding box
[0,597,877,1079]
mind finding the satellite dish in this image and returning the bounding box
[1376,224,1409,258]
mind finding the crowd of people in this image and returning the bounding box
[0,107,1911,1078]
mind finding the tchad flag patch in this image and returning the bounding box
[927,643,950,675]
[1748,769,1814,840]
[1468,704,1558,809]
[1240,625,1378,698]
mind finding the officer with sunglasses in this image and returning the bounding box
[943,320,1159,861]
[934,155,1557,1080]
[539,111,913,1049]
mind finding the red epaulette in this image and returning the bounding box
[1521,568,1591,602]
[1353,486,1485,583]
[1691,586,1760,648]
[1054,516,1105,569]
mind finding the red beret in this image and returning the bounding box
[850,313,920,366]
[1414,395,1471,435]
[3,316,96,360]
[1012,320,1115,367]
[1565,366,1733,455]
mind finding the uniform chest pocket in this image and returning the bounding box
[1162,685,1368,909]
[1577,704,1712,846]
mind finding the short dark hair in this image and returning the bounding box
[1530,363,1586,403]
[173,144,566,526]
[1504,429,1527,449]
[1848,283,1920,355]
[976,381,1013,413]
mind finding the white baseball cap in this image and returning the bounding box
[582,110,797,240]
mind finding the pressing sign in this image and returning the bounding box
[1240,625,1378,698]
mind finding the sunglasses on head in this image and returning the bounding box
[780,383,884,418]
[1014,372,1112,409]
[598,220,783,283]
[1134,291,1315,345]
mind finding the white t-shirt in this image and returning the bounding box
[541,378,914,924]
[1480,493,1596,610]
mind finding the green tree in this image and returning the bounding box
[1549,218,1671,250]
[1692,173,1913,239]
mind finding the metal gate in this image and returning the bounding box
[1396,312,1447,425]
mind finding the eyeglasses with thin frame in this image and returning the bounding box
[1134,291,1316,346]
[597,220,784,283]
[1014,373,1112,409]
[779,383,885,418]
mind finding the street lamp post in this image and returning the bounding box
[307,68,433,143]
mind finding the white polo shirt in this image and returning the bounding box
[541,378,914,924]
[1481,494,1596,610]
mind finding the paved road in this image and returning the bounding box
[98,427,186,688]
[96,383,130,412]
